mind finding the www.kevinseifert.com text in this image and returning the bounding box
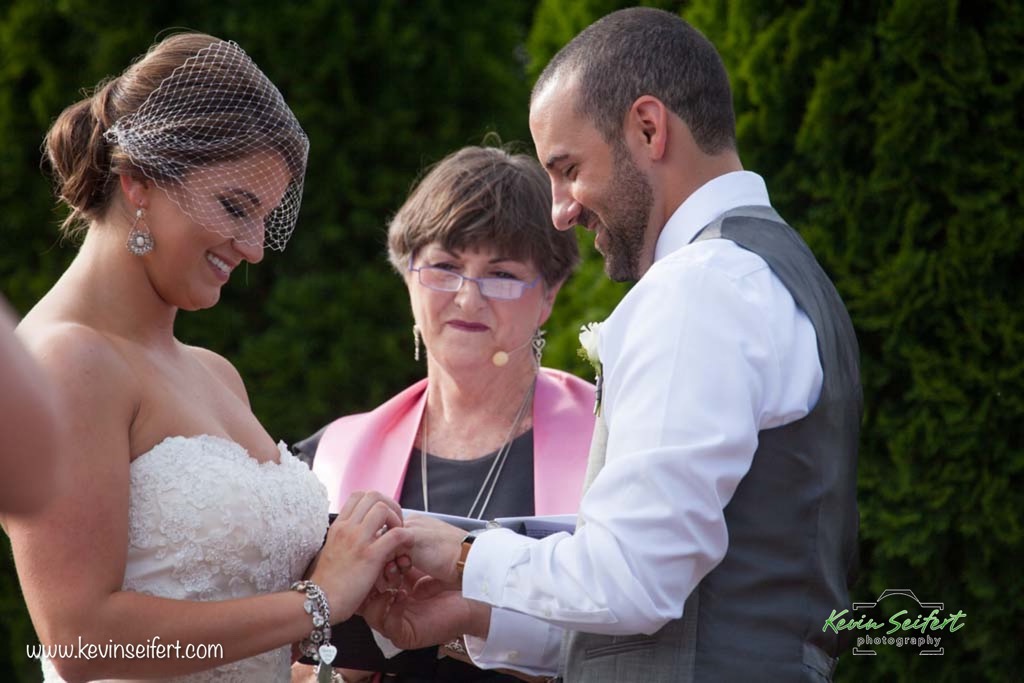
[27,637,223,661]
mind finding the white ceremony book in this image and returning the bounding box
[401,509,576,539]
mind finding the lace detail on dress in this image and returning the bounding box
[42,435,329,683]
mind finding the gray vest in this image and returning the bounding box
[562,206,861,682]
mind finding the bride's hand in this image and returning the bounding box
[308,491,411,622]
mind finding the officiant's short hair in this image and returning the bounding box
[387,145,580,288]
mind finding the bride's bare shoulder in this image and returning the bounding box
[18,318,136,397]
[184,344,250,406]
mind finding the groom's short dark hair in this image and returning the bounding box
[533,7,736,155]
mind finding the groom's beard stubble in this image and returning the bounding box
[589,150,654,283]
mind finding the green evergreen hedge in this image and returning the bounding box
[2,1,1021,681]
[532,0,1024,679]
[693,1,1022,678]
[0,2,540,680]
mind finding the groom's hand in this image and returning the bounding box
[389,514,468,589]
[361,581,491,650]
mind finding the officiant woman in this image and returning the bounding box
[295,145,595,682]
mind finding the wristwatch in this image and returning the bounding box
[456,527,488,577]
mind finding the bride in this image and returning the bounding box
[2,33,408,682]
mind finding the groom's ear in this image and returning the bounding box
[627,95,669,161]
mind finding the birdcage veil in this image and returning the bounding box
[103,39,308,251]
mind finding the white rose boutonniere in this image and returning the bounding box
[578,322,603,415]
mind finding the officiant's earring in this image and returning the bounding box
[126,207,154,256]
[531,328,546,365]
[413,324,422,361]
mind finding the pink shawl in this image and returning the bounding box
[312,368,595,515]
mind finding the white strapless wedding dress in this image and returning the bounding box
[41,435,329,683]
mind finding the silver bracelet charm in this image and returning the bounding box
[290,580,337,682]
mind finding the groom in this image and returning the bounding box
[367,8,861,681]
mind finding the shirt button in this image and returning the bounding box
[507,650,519,661]
[481,581,490,596]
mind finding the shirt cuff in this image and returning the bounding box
[462,527,533,606]
[465,606,562,675]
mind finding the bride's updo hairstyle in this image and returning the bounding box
[44,33,309,251]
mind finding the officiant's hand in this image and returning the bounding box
[308,490,411,623]
[361,571,490,650]
[387,513,468,589]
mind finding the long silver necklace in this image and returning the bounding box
[420,380,536,519]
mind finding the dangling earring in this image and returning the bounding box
[531,328,546,365]
[413,324,422,361]
[126,207,154,255]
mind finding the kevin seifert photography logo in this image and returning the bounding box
[822,588,966,656]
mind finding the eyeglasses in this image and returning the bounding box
[408,256,541,301]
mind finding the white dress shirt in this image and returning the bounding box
[463,171,823,674]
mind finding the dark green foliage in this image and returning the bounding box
[0,0,540,431]
[533,0,1023,679]
[689,1,1023,679]
[1,2,540,679]
[2,1,1021,681]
